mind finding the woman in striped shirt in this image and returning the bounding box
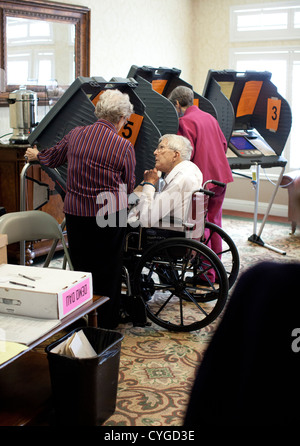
[26,89,136,329]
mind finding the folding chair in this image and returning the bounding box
[0,210,73,269]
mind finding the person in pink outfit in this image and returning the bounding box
[168,86,233,282]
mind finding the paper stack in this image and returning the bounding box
[51,329,97,359]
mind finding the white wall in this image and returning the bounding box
[0,0,195,138]
[87,0,194,82]
[0,0,292,216]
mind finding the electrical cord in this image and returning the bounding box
[0,132,13,140]
[233,168,297,188]
[262,167,295,188]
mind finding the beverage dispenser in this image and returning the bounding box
[8,85,38,143]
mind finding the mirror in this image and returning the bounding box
[0,0,90,106]
[6,17,75,86]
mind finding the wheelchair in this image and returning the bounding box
[121,180,240,332]
[20,162,239,333]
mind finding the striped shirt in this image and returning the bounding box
[38,119,136,217]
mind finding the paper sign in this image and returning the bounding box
[152,79,168,94]
[266,97,282,132]
[119,113,144,146]
[236,81,263,117]
[218,81,234,100]
[91,90,104,106]
[62,277,91,316]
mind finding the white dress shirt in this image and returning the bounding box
[128,160,203,228]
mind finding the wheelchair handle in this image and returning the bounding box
[203,180,226,188]
[199,188,215,197]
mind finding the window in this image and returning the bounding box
[36,53,55,84]
[7,17,54,85]
[7,56,30,84]
[230,2,300,170]
[7,49,54,85]
[230,1,300,41]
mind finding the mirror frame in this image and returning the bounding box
[0,0,90,106]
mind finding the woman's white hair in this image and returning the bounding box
[159,134,193,161]
[94,89,134,124]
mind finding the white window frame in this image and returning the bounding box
[7,52,31,85]
[7,49,55,85]
[229,45,299,170]
[230,1,300,42]
[35,51,55,84]
[229,2,300,173]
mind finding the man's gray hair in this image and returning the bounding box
[168,86,194,108]
[159,134,193,161]
[94,89,134,124]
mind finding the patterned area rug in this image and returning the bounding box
[36,216,300,426]
[102,216,300,426]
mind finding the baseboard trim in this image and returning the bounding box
[223,198,288,218]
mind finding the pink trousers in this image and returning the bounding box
[203,184,226,282]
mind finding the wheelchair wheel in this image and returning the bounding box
[133,237,228,332]
[202,221,240,289]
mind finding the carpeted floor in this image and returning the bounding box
[102,216,300,426]
[37,215,300,426]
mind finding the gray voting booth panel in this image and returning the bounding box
[127,65,218,128]
[28,76,160,192]
[202,70,292,169]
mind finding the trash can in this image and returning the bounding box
[45,326,124,426]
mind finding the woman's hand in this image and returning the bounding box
[25,145,39,162]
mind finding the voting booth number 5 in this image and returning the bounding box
[119,114,144,146]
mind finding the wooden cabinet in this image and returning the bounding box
[0,143,65,264]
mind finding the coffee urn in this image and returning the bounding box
[8,85,38,143]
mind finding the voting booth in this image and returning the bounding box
[27,68,292,255]
[127,65,218,128]
[28,76,161,190]
[27,68,219,199]
[203,69,291,164]
[203,69,292,254]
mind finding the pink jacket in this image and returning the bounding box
[178,106,233,185]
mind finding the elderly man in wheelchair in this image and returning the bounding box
[121,134,238,332]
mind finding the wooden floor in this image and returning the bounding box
[223,209,289,224]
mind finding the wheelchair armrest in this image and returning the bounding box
[157,217,186,234]
[125,228,143,251]
[183,222,196,229]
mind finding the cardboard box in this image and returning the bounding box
[0,234,8,265]
[0,264,93,319]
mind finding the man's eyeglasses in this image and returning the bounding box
[155,145,179,155]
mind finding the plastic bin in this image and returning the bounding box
[45,326,124,426]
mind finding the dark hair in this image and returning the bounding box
[168,86,194,107]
